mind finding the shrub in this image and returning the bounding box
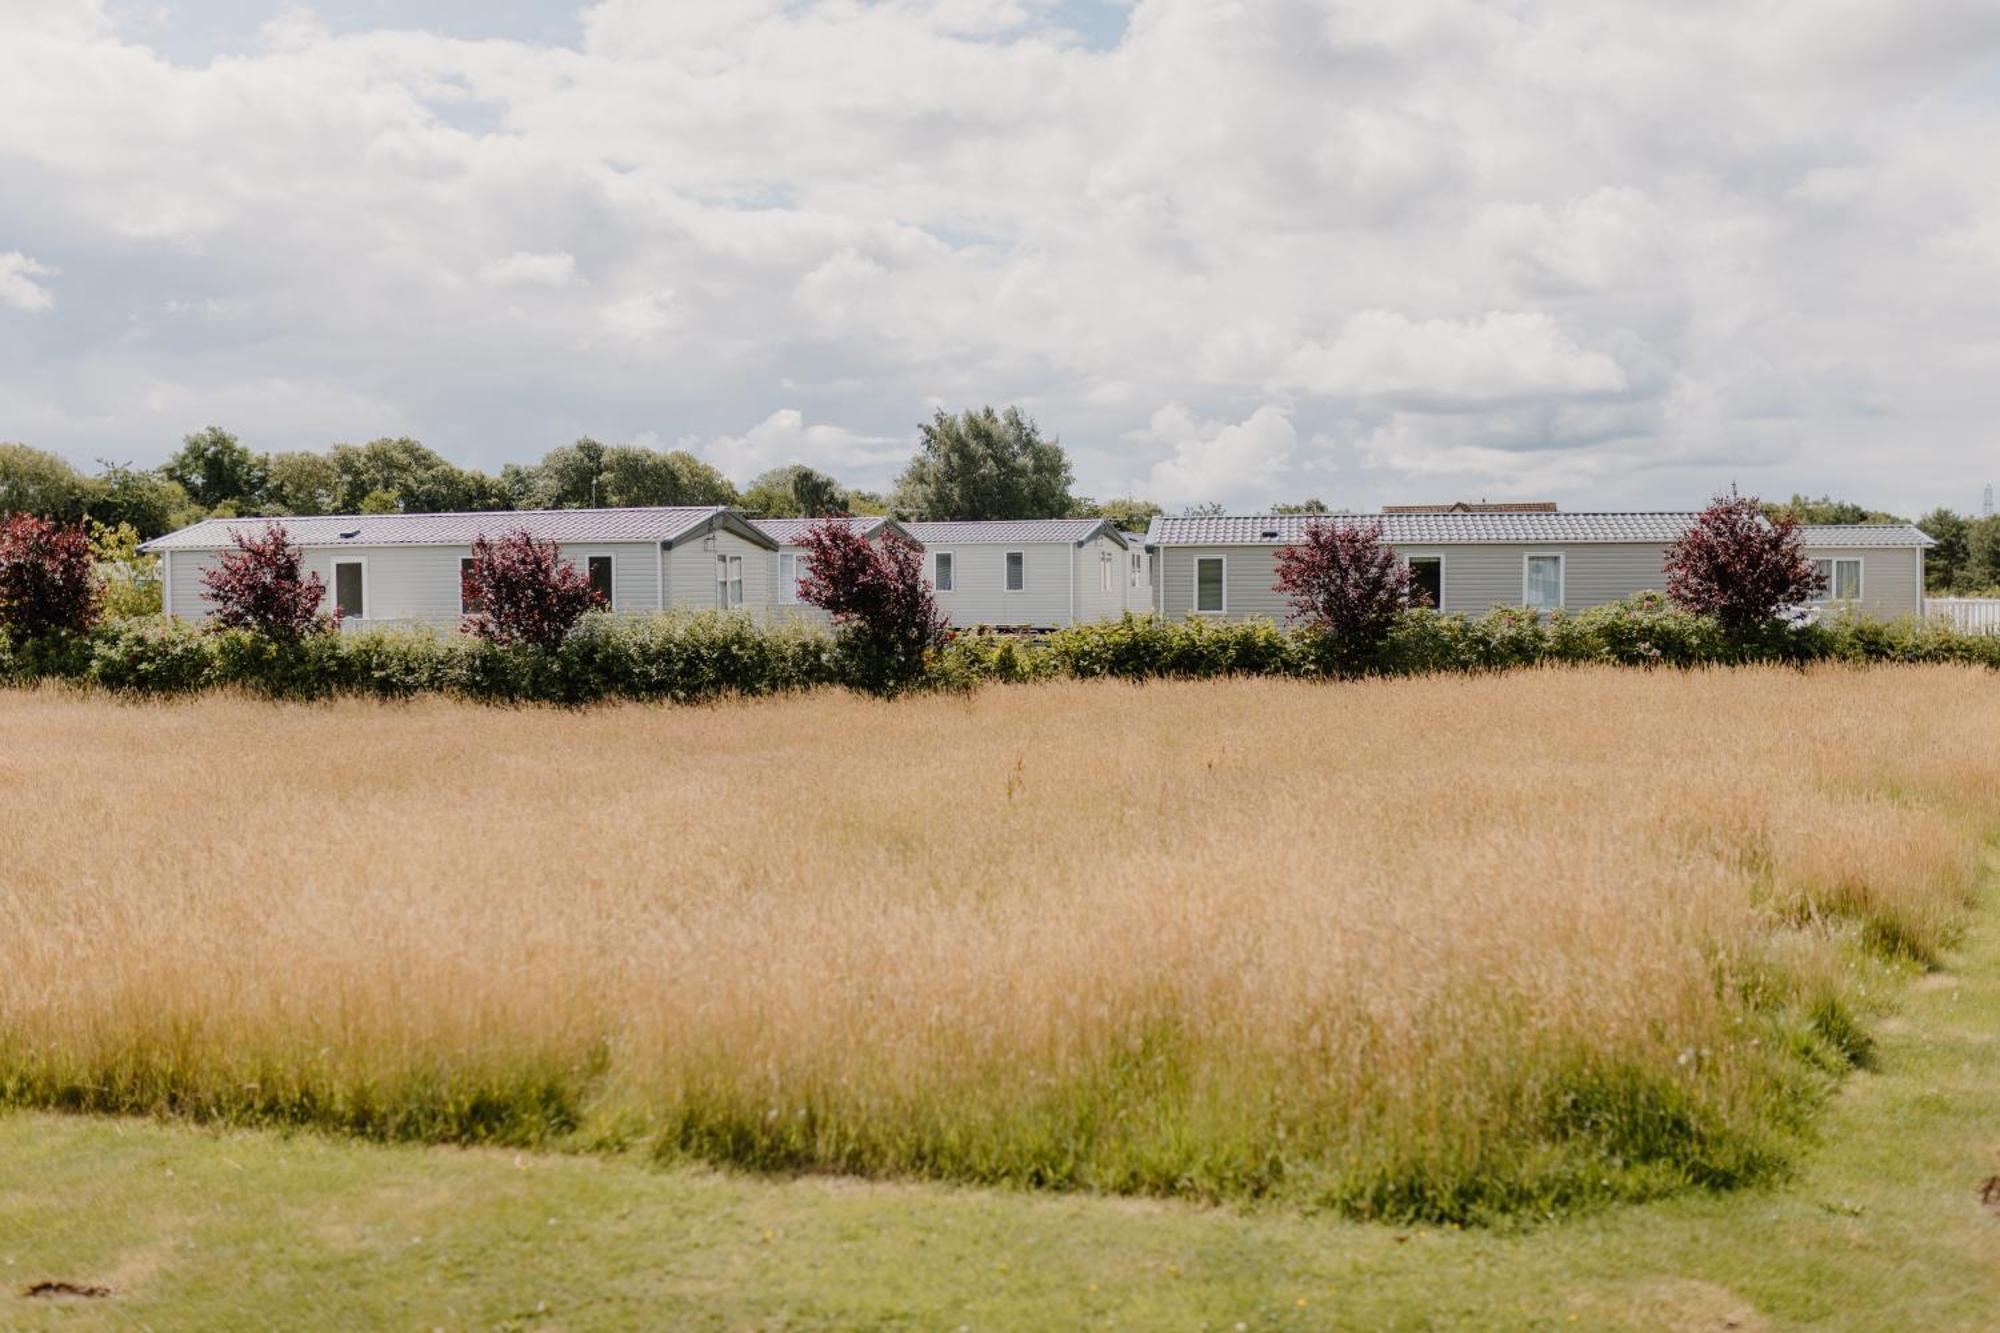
[0,513,101,646]
[460,530,603,652]
[1665,494,1821,632]
[88,616,215,693]
[1272,519,1421,674]
[796,519,947,694]
[89,520,163,620]
[201,523,334,639]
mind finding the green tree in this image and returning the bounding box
[329,438,508,514]
[845,489,891,517]
[262,451,341,517]
[1272,498,1332,515]
[88,461,195,538]
[1917,508,1970,592]
[522,437,610,509]
[891,407,1075,520]
[1087,497,1162,532]
[163,427,266,510]
[742,464,848,517]
[0,443,96,522]
[1966,515,2000,593]
[600,447,735,507]
[1762,494,1903,526]
[88,519,163,619]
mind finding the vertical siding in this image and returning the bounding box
[1123,543,1151,615]
[1073,534,1129,623]
[925,542,1075,628]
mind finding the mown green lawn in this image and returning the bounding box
[4,893,1997,1331]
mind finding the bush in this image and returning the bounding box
[796,519,947,694]
[201,523,334,639]
[1665,494,1820,632]
[1273,519,1422,674]
[0,513,101,647]
[88,616,216,693]
[461,531,603,652]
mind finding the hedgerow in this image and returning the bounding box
[4,598,1998,703]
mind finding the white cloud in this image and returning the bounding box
[687,409,908,486]
[1280,311,1629,404]
[0,252,57,312]
[1139,404,1298,507]
[0,0,1994,512]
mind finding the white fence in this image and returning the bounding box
[1925,598,2000,635]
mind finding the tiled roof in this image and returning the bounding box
[140,506,739,552]
[750,516,890,545]
[1799,523,1935,548]
[1148,512,1709,545]
[902,519,1128,546]
[1381,501,1559,513]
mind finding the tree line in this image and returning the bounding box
[0,407,1178,541]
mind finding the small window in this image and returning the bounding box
[1004,550,1025,592]
[333,560,365,621]
[1130,551,1143,589]
[587,555,614,608]
[1406,556,1442,609]
[1194,555,1225,614]
[1812,557,1862,602]
[717,554,744,608]
[1100,552,1113,592]
[934,551,954,591]
[1524,554,1563,609]
[460,557,478,615]
[780,552,807,604]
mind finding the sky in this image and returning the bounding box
[2,0,1998,515]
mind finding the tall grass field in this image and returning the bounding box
[2,667,1994,1223]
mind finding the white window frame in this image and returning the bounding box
[331,557,368,622]
[584,553,616,611]
[1193,554,1227,615]
[459,556,478,616]
[1403,552,1446,611]
[1811,556,1863,604]
[1003,549,1026,593]
[1099,549,1114,593]
[933,550,955,592]
[1522,552,1564,611]
[1129,550,1143,590]
[716,553,744,609]
[779,551,807,605]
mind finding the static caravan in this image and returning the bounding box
[1144,512,1933,623]
[141,506,782,627]
[750,515,922,625]
[900,520,1133,629]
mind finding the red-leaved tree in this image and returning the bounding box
[1273,519,1422,672]
[201,522,334,638]
[796,519,947,692]
[0,513,102,644]
[1664,493,1821,631]
[460,530,603,651]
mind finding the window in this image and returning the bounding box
[779,552,807,604]
[716,554,744,608]
[1523,554,1563,610]
[1194,555,1225,614]
[1100,551,1113,592]
[1406,556,1443,610]
[587,555,614,609]
[333,559,365,621]
[1004,550,1025,592]
[459,557,478,615]
[934,551,954,591]
[1130,551,1143,590]
[1812,557,1862,602]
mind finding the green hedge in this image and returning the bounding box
[4,598,1998,704]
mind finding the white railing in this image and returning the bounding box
[1925,598,2000,635]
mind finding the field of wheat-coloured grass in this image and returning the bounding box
[2,666,1995,1222]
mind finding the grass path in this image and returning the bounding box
[3,893,1997,1330]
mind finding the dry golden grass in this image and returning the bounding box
[2,666,1995,1220]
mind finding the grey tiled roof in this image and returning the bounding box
[140,506,737,552]
[1799,523,1935,548]
[902,519,1128,546]
[1149,512,1938,548]
[750,516,891,545]
[1149,512,1709,545]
